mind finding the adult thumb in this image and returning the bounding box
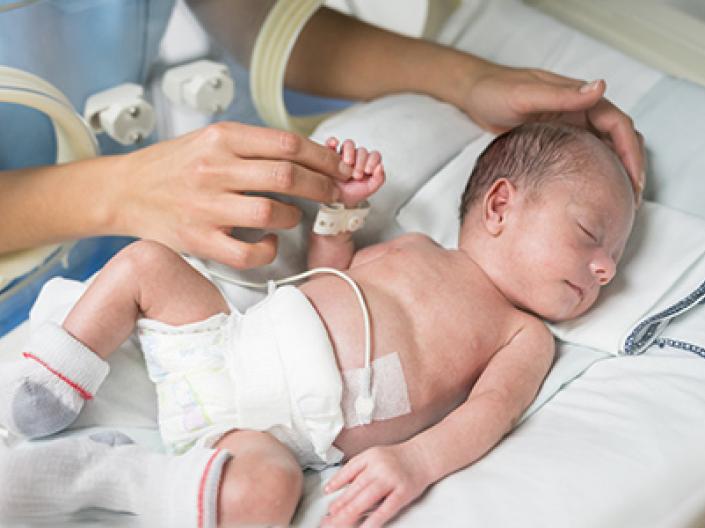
[520,78,606,115]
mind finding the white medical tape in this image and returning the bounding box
[341,353,411,428]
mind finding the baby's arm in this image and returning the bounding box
[323,317,555,528]
[307,138,385,270]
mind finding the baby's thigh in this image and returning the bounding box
[117,239,229,323]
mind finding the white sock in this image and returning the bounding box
[0,432,230,528]
[0,322,109,439]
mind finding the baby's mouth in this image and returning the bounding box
[565,280,584,301]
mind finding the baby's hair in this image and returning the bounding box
[459,122,598,224]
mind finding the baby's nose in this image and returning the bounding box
[589,255,616,285]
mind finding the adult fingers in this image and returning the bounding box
[586,98,644,195]
[209,193,303,230]
[341,139,356,166]
[221,159,341,203]
[514,78,605,117]
[195,231,278,269]
[210,122,353,181]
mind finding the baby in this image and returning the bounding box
[0,122,635,527]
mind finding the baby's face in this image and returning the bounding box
[501,164,635,322]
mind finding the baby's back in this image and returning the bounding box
[299,233,524,457]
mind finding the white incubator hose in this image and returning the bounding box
[0,66,98,290]
[250,0,462,135]
[250,0,327,136]
[207,265,376,424]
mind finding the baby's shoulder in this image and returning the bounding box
[388,232,439,251]
[511,311,555,352]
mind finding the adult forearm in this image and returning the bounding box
[0,157,122,253]
[286,7,490,109]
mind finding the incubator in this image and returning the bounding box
[0,0,338,336]
[0,0,458,337]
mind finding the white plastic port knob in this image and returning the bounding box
[162,60,235,115]
[83,83,155,146]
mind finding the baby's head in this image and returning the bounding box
[459,122,636,322]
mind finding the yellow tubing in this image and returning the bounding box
[0,66,98,289]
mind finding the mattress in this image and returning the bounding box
[2,0,705,526]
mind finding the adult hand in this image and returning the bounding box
[111,122,353,268]
[458,65,645,200]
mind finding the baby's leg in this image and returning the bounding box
[63,239,229,358]
[1,240,228,439]
[215,429,304,526]
[0,432,230,528]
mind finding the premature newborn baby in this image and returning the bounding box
[0,121,635,527]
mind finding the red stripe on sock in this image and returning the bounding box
[198,448,224,528]
[22,352,93,401]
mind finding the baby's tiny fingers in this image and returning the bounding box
[325,458,365,494]
[354,147,369,180]
[365,151,382,175]
[360,492,405,528]
[328,478,369,516]
[326,137,340,150]
[370,165,385,191]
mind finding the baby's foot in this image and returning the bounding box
[0,323,109,439]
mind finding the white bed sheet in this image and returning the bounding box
[2,0,705,526]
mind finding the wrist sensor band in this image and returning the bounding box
[313,201,370,236]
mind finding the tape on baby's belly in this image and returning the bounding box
[341,352,411,428]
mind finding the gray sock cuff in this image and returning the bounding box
[199,448,231,528]
[27,323,109,398]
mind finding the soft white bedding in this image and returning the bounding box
[2,0,705,526]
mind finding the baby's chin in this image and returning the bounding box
[528,299,595,323]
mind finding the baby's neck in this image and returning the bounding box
[456,236,515,306]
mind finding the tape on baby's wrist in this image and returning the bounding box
[313,201,370,236]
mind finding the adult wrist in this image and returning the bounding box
[78,155,127,238]
[431,48,495,113]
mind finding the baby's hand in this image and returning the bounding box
[326,137,385,207]
[322,444,430,528]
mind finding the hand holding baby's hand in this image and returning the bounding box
[322,444,430,528]
[326,137,385,207]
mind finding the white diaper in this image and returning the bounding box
[137,285,344,470]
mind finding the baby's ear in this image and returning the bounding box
[482,178,516,236]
